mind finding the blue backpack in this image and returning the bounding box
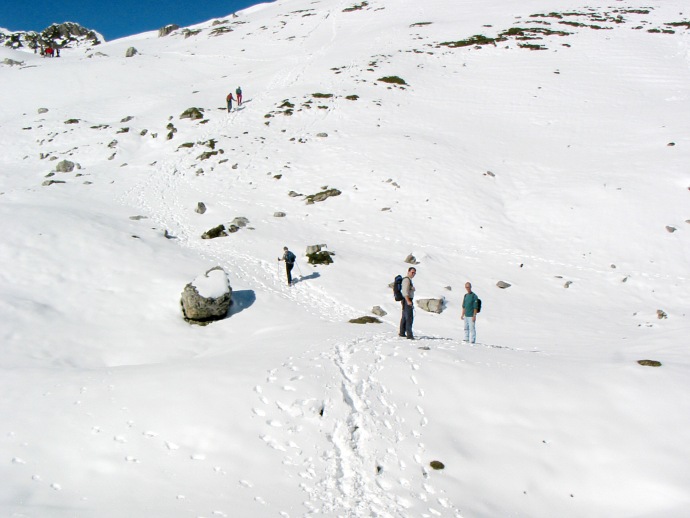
[393,275,403,301]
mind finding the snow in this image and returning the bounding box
[1,0,689,516]
[192,268,230,299]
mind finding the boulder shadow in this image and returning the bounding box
[228,289,256,316]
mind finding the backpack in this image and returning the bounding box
[393,275,403,301]
[236,87,242,95]
[286,251,296,263]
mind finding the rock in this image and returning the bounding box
[201,224,227,239]
[429,460,445,470]
[37,107,49,114]
[195,202,207,214]
[180,266,232,324]
[306,244,327,255]
[273,212,286,218]
[372,306,387,317]
[55,159,76,173]
[307,249,334,265]
[496,281,512,289]
[404,254,418,265]
[665,226,677,233]
[125,47,138,57]
[657,309,668,319]
[316,132,328,138]
[158,24,180,37]
[129,215,147,220]
[180,107,204,120]
[416,298,445,314]
[42,179,66,186]
[564,281,573,288]
[230,217,249,228]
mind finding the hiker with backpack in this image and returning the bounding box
[278,246,297,286]
[461,281,480,343]
[396,267,416,340]
[235,86,243,105]
[226,92,236,112]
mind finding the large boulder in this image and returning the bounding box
[180,266,232,323]
[417,298,445,314]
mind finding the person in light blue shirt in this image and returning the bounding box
[461,281,479,343]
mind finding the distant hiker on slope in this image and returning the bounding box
[226,92,236,112]
[235,86,243,105]
[278,246,297,286]
[461,281,479,344]
[399,267,416,340]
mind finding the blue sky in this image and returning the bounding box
[2,0,264,41]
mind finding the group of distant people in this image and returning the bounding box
[400,267,480,343]
[38,46,60,57]
[278,248,481,343]
[226,86,243,112]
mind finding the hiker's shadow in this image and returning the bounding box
[228,289,256,316]
[293,272,320,285]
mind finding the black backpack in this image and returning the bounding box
[286,251,296,263]
[393,275,403,301]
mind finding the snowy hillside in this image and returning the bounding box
[1,0,689,516]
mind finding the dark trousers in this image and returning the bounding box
[285,263,294,285]
[400,301,414,338]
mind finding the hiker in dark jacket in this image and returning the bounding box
[399,267,416,339]
[226,92,235,112]
[278,247,296,286]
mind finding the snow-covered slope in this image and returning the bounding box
[1,0,689,516]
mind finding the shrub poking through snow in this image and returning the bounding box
[637,360,662,367]
[180,107,204,120]
[378,76,407,85]
[348,316,381,324]
[305,188,341,204]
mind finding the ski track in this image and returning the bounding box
[118,112,355,323]
[256,330,465,517]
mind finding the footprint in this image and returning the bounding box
[239,479,253,488]
[252,408,267,417]
[166,442,180,450]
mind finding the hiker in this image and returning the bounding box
[226,92,235,112]
[235,86,242,105]
[56,48,60,57]
[399,267,416,339]
[461,281,479,343]
[278,246,296,286]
